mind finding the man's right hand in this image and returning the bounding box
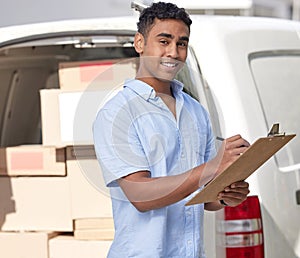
[213,134,250,178]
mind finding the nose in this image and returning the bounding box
[166,42,179,58]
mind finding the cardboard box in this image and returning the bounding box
[41,59,135,147]
[0,145,66,176]
[40,88,120,146]
[74,228,114,240]
[0,231,57,258]
[58,59,137,91]
[66,146,113,219]
[49,235,112,258]
[66,145,97,160]
[40,89,63,147]
[74,217,114,230]
[58,89,115,145]
[0,176,73,231]
[74,217,114,240]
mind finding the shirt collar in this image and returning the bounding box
[124,79,184,101]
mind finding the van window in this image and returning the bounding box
[250,52,300,170]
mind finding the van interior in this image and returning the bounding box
[0,35,139,147]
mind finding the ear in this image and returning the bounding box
[134,32,145,54]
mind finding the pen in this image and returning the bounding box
[217,136,248,148]
[216,136,225,142]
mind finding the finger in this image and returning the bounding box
[219,192,248,204]
[227,139,250,151]
[230,181,249,189]
[223,186,250,195]
[224,181,249,192]
[222,196,247,207]
[221,186,250,196]
[226,134,243,142]
[230,146,248,156]
[225,135,250,148]
[226,135,250,145]
[220,183,250,196]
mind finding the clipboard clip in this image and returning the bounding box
[267,123,286,137]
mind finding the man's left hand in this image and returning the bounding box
[218,181,250,207]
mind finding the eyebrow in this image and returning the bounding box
[156,33,189,42]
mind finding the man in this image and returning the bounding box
[93,2,250,257]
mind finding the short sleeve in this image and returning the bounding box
[93,106,150,187]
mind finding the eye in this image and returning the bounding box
[159,39,169,45]
[177,41,188,48]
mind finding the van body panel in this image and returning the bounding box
[189,16,300,257]
[0,17,137,47]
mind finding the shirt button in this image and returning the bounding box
[187,240,192,245]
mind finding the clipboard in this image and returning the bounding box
[185,125,296,206]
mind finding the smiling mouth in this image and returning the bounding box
[160,61,179,68]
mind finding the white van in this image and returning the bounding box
[0,12,299,258]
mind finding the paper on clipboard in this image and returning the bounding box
[185,132,296,206]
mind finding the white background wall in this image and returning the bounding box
[0,0,133,28]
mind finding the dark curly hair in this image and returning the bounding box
[137,2,192,39]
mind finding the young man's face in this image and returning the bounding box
[135,18,190,85]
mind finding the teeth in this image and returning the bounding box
[161,62,177,68]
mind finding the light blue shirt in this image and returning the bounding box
[93,79,215,258]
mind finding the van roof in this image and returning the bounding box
[0,16,138,46]
[0,15,299,48]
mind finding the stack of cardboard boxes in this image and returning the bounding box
[0,59,137,258]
